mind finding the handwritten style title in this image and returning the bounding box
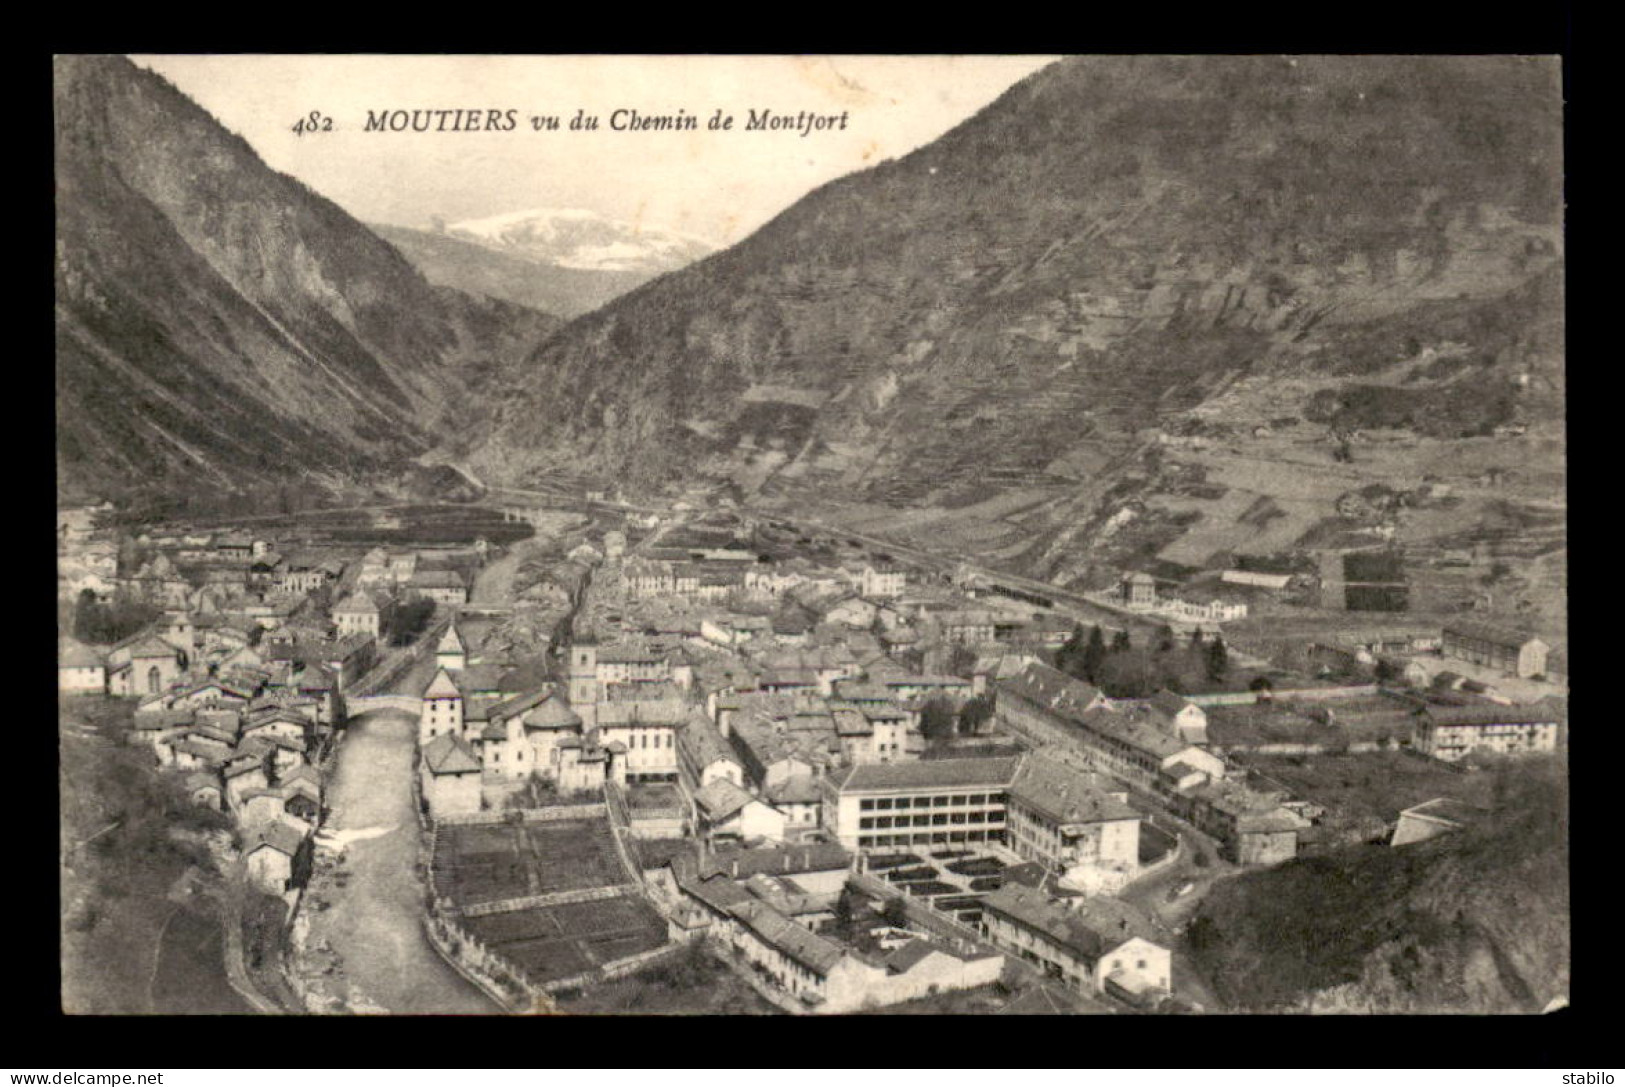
[337,107,852,138]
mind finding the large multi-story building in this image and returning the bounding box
[993,661,1306,865]
[1413,703,1562,762]
[825,757,1018,851]
[825,752,1141,888]
[1003,756,1141,892]
[1441,621,1551,679]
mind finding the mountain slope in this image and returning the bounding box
[370,222,656,318]
[55,55,559,501]
[471,56,1562,516]
[1186,758,1568,1013]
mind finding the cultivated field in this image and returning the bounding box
[431,811,671,989]
[432,817,627,905]
[460,892,667,988]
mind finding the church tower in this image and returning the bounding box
[568,637,599,729]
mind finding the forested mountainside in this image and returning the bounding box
[471,56,1561,514]
[55,55,558,504]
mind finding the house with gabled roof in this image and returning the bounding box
[184,770,225,812]
[332,592,382,640]
[241,709,310,747]
[679,711,745,789]
[59,637,107,694]
[694,779,787,844]
[222,755,273,809]
[1145,690,1209,746]
[105,631,185,698]
[244,819,309,894]
[409,568,467,606]
[979,883,1170,1003]
[420,732,482,816]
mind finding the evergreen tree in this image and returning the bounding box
[1111,628,1131,652]
[1082,625,1107,684]
[1055,623,1086,675]
[1206,637,1230,682]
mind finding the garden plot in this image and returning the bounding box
[461,892,668,989]
[432,816,628,907]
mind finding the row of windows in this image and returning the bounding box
[859,810,1003,830]
[600,731,675,749]
[858,793,1002,811]
[858,829,1003,848]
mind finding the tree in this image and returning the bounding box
[1156,625,1177,653]
[920,697,957,746]
[957,695,995,736]
[386,597,436,646]
[947,643,979,679]
[1081,625,1107,684]
[1111,628,1132,653]
[74,589,98,642]
[1249,675,1275,702]
[1055,623,1086,675]
[881,896,909,928]
[834,883,858,929]
[1098,649,1157,699]
[1205,637,1230,683]
[1186,914,1220,953]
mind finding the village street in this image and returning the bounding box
[305,701,495,1014]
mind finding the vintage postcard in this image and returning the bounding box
[56,54,1565,1017]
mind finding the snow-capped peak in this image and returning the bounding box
[444,208,718,273]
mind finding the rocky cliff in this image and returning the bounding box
[55,55,558,502]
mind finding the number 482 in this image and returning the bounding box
[292,111,334,136]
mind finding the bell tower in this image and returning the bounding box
[568,637,598,728]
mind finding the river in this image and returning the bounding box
[308,704,497,1014]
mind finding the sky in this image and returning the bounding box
[131,54,1058,247]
